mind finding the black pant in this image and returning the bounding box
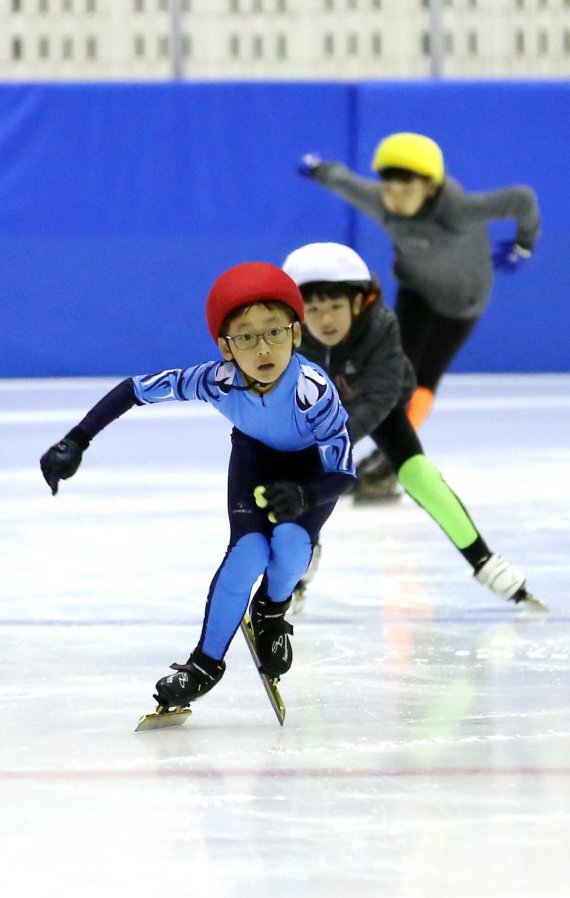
[369,402,423,472]
[396,288,479,393]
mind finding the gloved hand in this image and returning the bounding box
[40,436,85,495]
[254,481,310,523]
[492,240,532,272]
[298,152,323,179]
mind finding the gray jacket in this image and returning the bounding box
[300,298,416,444]
[312,163,541,319]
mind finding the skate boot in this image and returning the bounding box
[353,465,400,504]
[473,553,547,609]
[356,448,386,479]
[292,542,322,615]
[250,582,294,676]
[154,647,225,709]
[354,452,400,503]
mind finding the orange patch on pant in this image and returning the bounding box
[407,386,434,430]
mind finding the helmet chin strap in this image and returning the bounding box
[225,378,264,392]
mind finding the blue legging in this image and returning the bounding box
[198,429,338,659]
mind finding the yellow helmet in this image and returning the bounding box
[371,132,445,185]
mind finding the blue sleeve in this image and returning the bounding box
[297,363,355,478]
[296,364,355,475]
[132,362,231,405]
[69,363,229,441]
[296,365,356,507]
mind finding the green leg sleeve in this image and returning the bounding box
[397,454,479,550]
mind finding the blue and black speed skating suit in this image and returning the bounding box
[71,352,355,660]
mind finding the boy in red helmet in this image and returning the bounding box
[39,262,355,711]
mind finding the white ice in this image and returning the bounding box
[1,374,569,898]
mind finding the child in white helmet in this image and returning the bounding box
[282,241,543,611]
[39,262,355,713]
[299,132,541,445]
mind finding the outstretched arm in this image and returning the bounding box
[39,378,140,495]
[39,362,225,495]
[445,184,541,251]
[299,153,386,224]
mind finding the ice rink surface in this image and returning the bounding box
[1,373,569,898]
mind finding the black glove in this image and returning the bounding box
[263,481,310,523]
[40,428,88,495]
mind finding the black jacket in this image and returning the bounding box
[300,298,416,444]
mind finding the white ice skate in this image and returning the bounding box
[291,542,322,615]
[474,553,548,611]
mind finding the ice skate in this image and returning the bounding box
[291,542,322,614]
[352,470,401,503]
[135,704,193,732]
[241,614,286,726]
[474,553,548,612]
[353,453,400,503]
[135,648,225,732]
[249,581,294,676]
[355,448,386,479]
[154,648,226,708]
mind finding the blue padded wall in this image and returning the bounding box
[0,80,568,377]
[0,82,352,377]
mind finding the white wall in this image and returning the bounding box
[1,0,569,80]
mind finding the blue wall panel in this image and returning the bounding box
[0,81,568,377]
[0,82,353,377]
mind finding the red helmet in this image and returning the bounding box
[206,262,305,342]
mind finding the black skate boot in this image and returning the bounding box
[353,453,400,503]
[250,581,294,677]
[355,448,386,479]
[154,647,225,709]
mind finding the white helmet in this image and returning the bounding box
[282,242,371,287]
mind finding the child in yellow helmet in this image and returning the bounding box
[299,132,541,483]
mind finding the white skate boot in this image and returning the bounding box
[474,553,547,610]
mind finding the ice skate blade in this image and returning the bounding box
[513,594,549,614]
[241,614,286,726]
[135,705,192,732]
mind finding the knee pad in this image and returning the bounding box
[267,523,313,601]
[201,532,270,659]
[220,532,271,588]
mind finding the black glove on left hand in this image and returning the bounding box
[40,427,89,495]
[263,481,310,523]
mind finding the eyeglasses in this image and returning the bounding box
[223,323,294,351]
